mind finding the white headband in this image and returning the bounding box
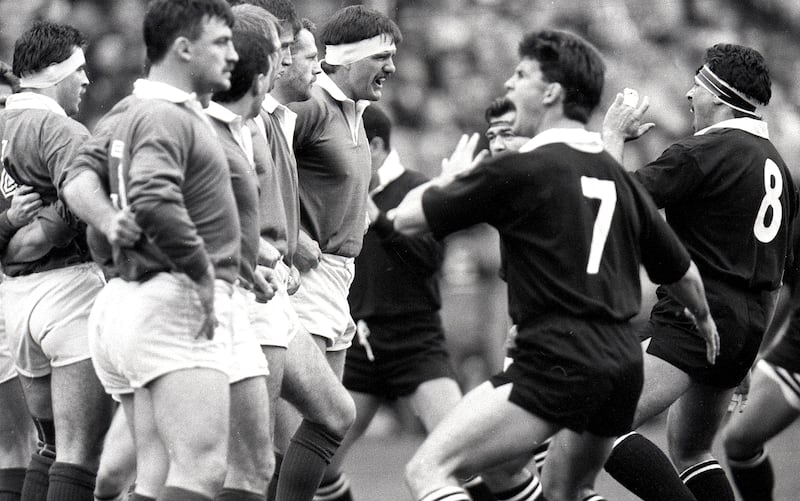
[325,34,395,66]
[19,48,85,89]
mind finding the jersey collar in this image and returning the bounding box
[694,117,769,140]
[518,127,604,154]
[4,92,68,117]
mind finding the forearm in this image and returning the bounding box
[663,261,711,320]
[62,170,117,236]
[5,221,51,263]
[390,183,431,236]
[602,130,626,164]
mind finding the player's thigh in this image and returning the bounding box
[347,390,382,439]
[633,351,693,428]
[50,358,114,463]
[17,374,51,419]
[281,330,354,431]
[666,382,733,466]
[723,364,800,457]
[405,377,462,432]
[411,381,558,478]
[540,428,614,500]
[0,376,34,466]
[148,368,230,463]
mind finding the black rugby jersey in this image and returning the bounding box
[423,128,690,327]
[634,118,797,292]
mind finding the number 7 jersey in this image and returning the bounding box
[633,118,797,292]
[421,128,692,328]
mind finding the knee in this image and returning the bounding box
[541,476,577,501]
[325,390,356,437]
[721,423,757,459]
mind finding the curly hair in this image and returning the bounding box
[703,43,771,106]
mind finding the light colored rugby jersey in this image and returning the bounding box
[0,92,91,276]
[253,93,299,262]
[206,102,260,290]
[63,79,241,284]
[288,72,371,258]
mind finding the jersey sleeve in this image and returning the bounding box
[44,115,91,199]
[631,175,692,284]
[421,156,517,240]
[126,112,210,281]
[633,142,704,208]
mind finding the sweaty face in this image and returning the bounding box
[189,16,238,94]
[486,111,529,155]
[504,57,549,138]
[343,48,396,102]
[54,63,89,117]
[276,28,320,102]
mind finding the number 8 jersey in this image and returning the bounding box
[634,118,797,293]
[421,128,692,328]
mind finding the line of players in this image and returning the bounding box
[0,1,798,501]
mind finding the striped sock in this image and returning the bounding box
[461,476,493,501]
[532,438,551,472]
[313,472,352,501]
[493,474,543,501]
[419,486,472,501]
[582,494,606,501]
[680,458,735,501]
[727,448,774,501]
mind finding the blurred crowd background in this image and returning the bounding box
[1,0,798,419]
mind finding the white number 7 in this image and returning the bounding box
[581,176,617,274]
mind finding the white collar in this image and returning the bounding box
[370,149,404,195]
[4,92,68,117]
[518,127,603,154]
[694,117,769,140]
[205,101,243,127]
[261,93,282,114]
[316,71,371,112]
[132,78,199,104]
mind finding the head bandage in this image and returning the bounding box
[325,34,395,66]
[19,48,85,89]
[694,65,762,118]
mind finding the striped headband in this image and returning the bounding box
[694,65,761,118]
[325,34,396,66]
[19,48,85,89]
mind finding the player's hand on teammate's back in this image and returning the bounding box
[253,265,278,303]
[7,184,43,227]
[195,264,217,340]
[295,230,321,272]
[438,133,488,183]
[603,88,655,143]
[106,206,141,247]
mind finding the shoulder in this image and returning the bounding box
[288,87,327,120]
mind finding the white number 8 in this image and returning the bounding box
[753,159,782,243]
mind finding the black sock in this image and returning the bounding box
[158,487,211,501]
[275,420,343,501]
[314,472,352,501]
[419,486,471,501]
[265,452,282,501]
[46,462,95,501]
[21,454,53,501]
[604,432,695,501]
[0,468,26,501]
[680,459,735,501]
[215,488,264,501]
[492,474,542,500]
[129,494,155,501]
[727,449,774,501]
[462,476,494,501]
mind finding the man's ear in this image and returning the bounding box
[173,36,193,62]
[369,136,385,153]
[542,81,562,106]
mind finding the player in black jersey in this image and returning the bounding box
[391,29,718,501]
[602,43,797,501]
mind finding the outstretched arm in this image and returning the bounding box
[662,260,719,364]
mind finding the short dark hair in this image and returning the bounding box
[0,61,20,92]
[518,30,604,124]
[703,43,771,107]
[232,3,279,41]
[319,5,402,47]
[229,0,300,35]
[213,29,275,103]
[12,21,87,77]
[485,96,515,124]
[144,0,234,64]
[363,105,392,149]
